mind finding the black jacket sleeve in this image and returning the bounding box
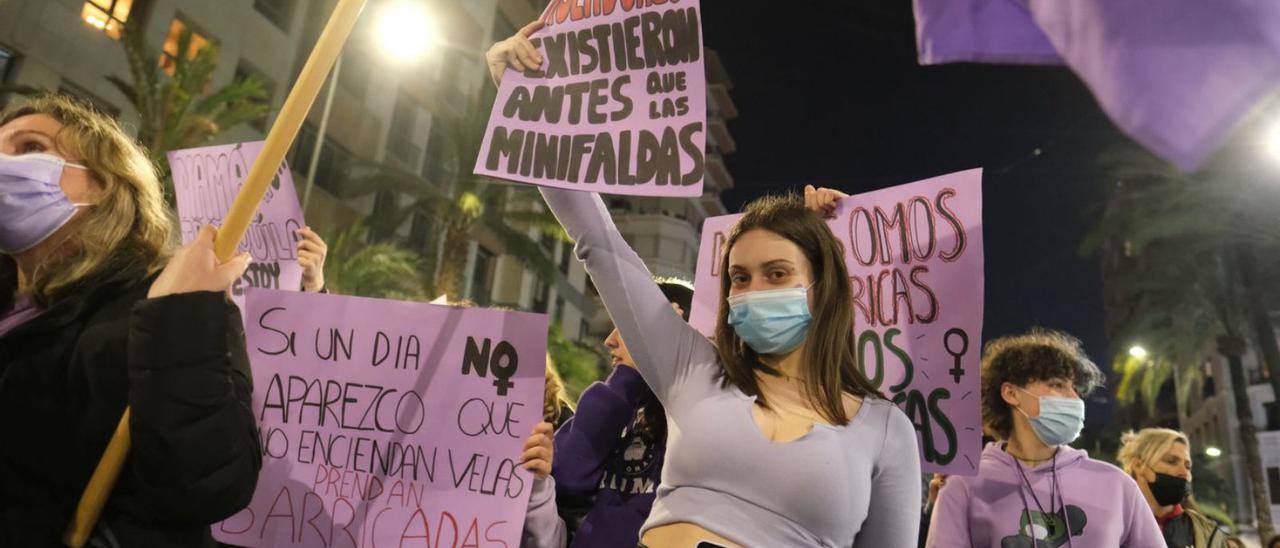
[121,291,261,525]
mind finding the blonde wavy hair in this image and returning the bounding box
[544,353,575,423]
[1118,428,1189,476]
[0,94,174,307]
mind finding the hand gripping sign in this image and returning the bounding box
[476,0,708,197]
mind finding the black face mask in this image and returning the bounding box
[1148,472,1189,506]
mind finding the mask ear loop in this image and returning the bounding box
[61,162,99,208]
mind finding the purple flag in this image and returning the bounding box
[912,0,1060,65]
[914,0,1280,171]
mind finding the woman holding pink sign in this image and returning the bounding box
[492,25,921,548]
[0,95,260,546]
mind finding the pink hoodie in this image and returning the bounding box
[926,442,1163,548]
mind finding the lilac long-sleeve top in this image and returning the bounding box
[538,188,922,547]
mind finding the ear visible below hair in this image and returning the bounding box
[1000,383,1021,407]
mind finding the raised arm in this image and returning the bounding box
[854,407,922,547]
[539,188,715,404]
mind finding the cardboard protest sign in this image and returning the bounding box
[475,0,706,197]
[214,290,548,547]
[689,169,985,475]
[169,141,305,303]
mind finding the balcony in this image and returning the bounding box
[613,212,699,280]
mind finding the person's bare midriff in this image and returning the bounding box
[641,523,742,548]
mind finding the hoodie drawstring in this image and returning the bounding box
[1014,450,1071,548]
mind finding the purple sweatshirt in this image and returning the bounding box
[537,187,922,547]
[553,365,664,547]
[926,443,1164,548]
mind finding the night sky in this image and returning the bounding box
[701,1,1137,379]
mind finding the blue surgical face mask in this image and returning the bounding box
[0,152,92,254]
[727,285,812,355]
[1016,387,1085,447]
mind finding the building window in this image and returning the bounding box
[254,0,297,32]
[161,18,213,76]
[387,94,421,168]
[558,241,571,274]
[81,0,133,39]
[532,278,551,313]
[338,49,372,101]
[1269,467,1280,505]
[553,296,566,326]
[0,46,17,83]
[290,122,355,195]
[421,119,453,185]
[234,61,274,133]
[471,247,496,306]
[579,319,589,340]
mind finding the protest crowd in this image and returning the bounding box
[0,2,1274,548]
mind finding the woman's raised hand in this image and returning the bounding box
[148,225,250,299]
[486,20,546,86]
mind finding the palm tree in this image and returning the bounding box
[330,99,569,302]
[1085,145,1280,538]
[547,323,608,400]
[106,20,270,196]
[321,223,431,300]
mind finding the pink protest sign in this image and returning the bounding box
[213,290,548,547]
[169,141,305,302]
[474,1,706,197]
[689,169,985,475]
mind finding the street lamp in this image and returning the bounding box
[374,1,435,63]
[1129,345,1149,360]
[300,1,435,211]
[1265,116,1280,164]
[1206,446,1223,458]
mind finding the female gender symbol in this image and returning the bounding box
[944,328,969,384]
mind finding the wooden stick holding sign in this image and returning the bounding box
[62,1,369,545]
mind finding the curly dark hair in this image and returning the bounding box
[981,328,1104,439]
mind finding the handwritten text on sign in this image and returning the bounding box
[475,0,706,197]
[688,169,985,475]
[169,141,305,300]
[213,290,548,547]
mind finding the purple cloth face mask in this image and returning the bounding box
[0,152,91,254]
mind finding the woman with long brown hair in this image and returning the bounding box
[533,182,921,547]
[0,95,260,546]
[492,26,920,547]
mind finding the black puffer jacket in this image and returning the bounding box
[0,273,260,547]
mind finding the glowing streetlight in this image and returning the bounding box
[301,1,435,210]
[1129,345,1149,360]
[374,1,435,63]
[1206,446,1223,458]
[1261,113,1280,162]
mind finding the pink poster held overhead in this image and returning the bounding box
[689,169,985,475]
[168,141,306,305]
[213,290,548,547]
[474,0,706,197]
